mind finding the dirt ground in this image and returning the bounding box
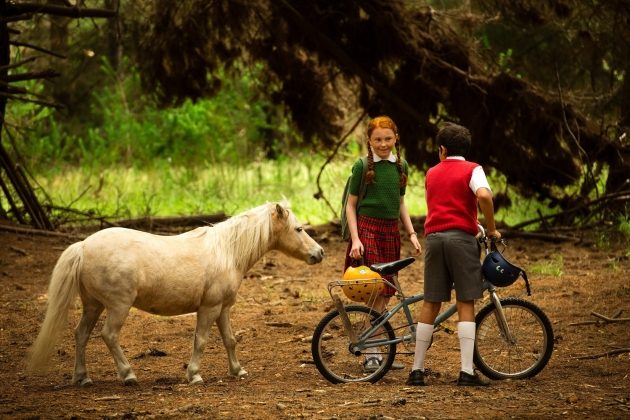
[0,223,628,419]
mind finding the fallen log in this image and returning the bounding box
[0,222,83,239]
[111,213,227,229]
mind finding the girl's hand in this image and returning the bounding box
[349,240,364,261]
[409,232,421,255]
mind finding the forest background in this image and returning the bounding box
[1,0,629,245]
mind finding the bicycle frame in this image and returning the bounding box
[314,227,552,383]
[335,241,518,355]
[344,278,515,355]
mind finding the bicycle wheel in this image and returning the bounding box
[311,304,396,383]
[474,297,554,379]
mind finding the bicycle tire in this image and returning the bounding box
[474,297,554,379]
[311,304,397,383]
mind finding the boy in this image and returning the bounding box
[407,122,501,386]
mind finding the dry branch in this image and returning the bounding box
[510,190,630,230]
[590,311,630,323]
[313,110,367,218]
[568,310,628,326]
[8,41,66,59]
[5,2,116,18]
[576,348,630,360]
[5,69,60,82]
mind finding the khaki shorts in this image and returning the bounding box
[423,230,483,302]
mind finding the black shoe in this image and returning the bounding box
[457,371,490,387]
[406,369,426,386]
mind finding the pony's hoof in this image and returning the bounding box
[189,375,203,385]
[123,376,138,386]
[75,378,93,387]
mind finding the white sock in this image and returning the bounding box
[458,321,476,375]
[412,322,434,372]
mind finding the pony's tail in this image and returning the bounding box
[27,241,84,373]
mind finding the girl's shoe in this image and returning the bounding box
[363,357,380,372]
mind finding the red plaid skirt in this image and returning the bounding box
[344,215,400,296]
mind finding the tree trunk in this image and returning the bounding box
[607,60,630,198]
[105,0,122,70]
[47,0,70,104]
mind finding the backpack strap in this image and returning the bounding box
[357,156,368,207]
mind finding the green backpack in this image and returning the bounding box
[340,156,368,240]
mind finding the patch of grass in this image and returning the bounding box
[529,254,564,277]
[34,156,428,226]
[28,155,569,229]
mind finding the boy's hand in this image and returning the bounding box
[487,229,502,241]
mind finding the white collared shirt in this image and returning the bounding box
[445,156,491,193]
[373,152,397,163]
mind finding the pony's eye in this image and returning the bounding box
[296,227,303,233]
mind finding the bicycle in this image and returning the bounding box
[311,227,554,384]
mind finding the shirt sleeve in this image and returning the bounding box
[348,158,364,195]
[469,166,491,193]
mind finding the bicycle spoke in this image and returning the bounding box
[474,298,553,379]
[312,305,397,383]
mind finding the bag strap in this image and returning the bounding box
[356,156,368,210]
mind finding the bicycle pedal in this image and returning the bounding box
[439,324,455,334]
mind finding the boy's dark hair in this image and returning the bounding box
[436,122,471,157]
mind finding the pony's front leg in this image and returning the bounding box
[101,306,137,385]
[187,304,221,385]
[217,304,247,377]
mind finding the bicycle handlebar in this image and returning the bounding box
[477,224,506,253]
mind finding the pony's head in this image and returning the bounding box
[270,203,324,265]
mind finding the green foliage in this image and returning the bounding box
[617,214,630,237]
[4,52,590,228]
[15,60,282,170]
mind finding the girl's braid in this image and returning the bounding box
[366,144,376,184]
[395,142,407,187]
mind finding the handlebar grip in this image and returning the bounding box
[489,236,499,252]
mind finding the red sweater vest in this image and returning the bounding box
[424,160,479,236]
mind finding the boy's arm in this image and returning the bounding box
[476,187,501,239]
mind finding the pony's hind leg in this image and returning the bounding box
[187,304,222,385]
[101,305,137,385]
[73,298,104,386]
[217,304,247,377]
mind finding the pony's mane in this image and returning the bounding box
[204,202,291,271]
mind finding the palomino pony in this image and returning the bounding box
[27,202,324,386]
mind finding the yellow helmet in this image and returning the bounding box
[341,265,384,302]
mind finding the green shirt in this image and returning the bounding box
[349,158,408,220]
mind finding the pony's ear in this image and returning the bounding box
[274,203,287,219]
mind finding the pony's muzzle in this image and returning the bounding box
[308,246,324,264]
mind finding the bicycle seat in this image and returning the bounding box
[369,257,415,276]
